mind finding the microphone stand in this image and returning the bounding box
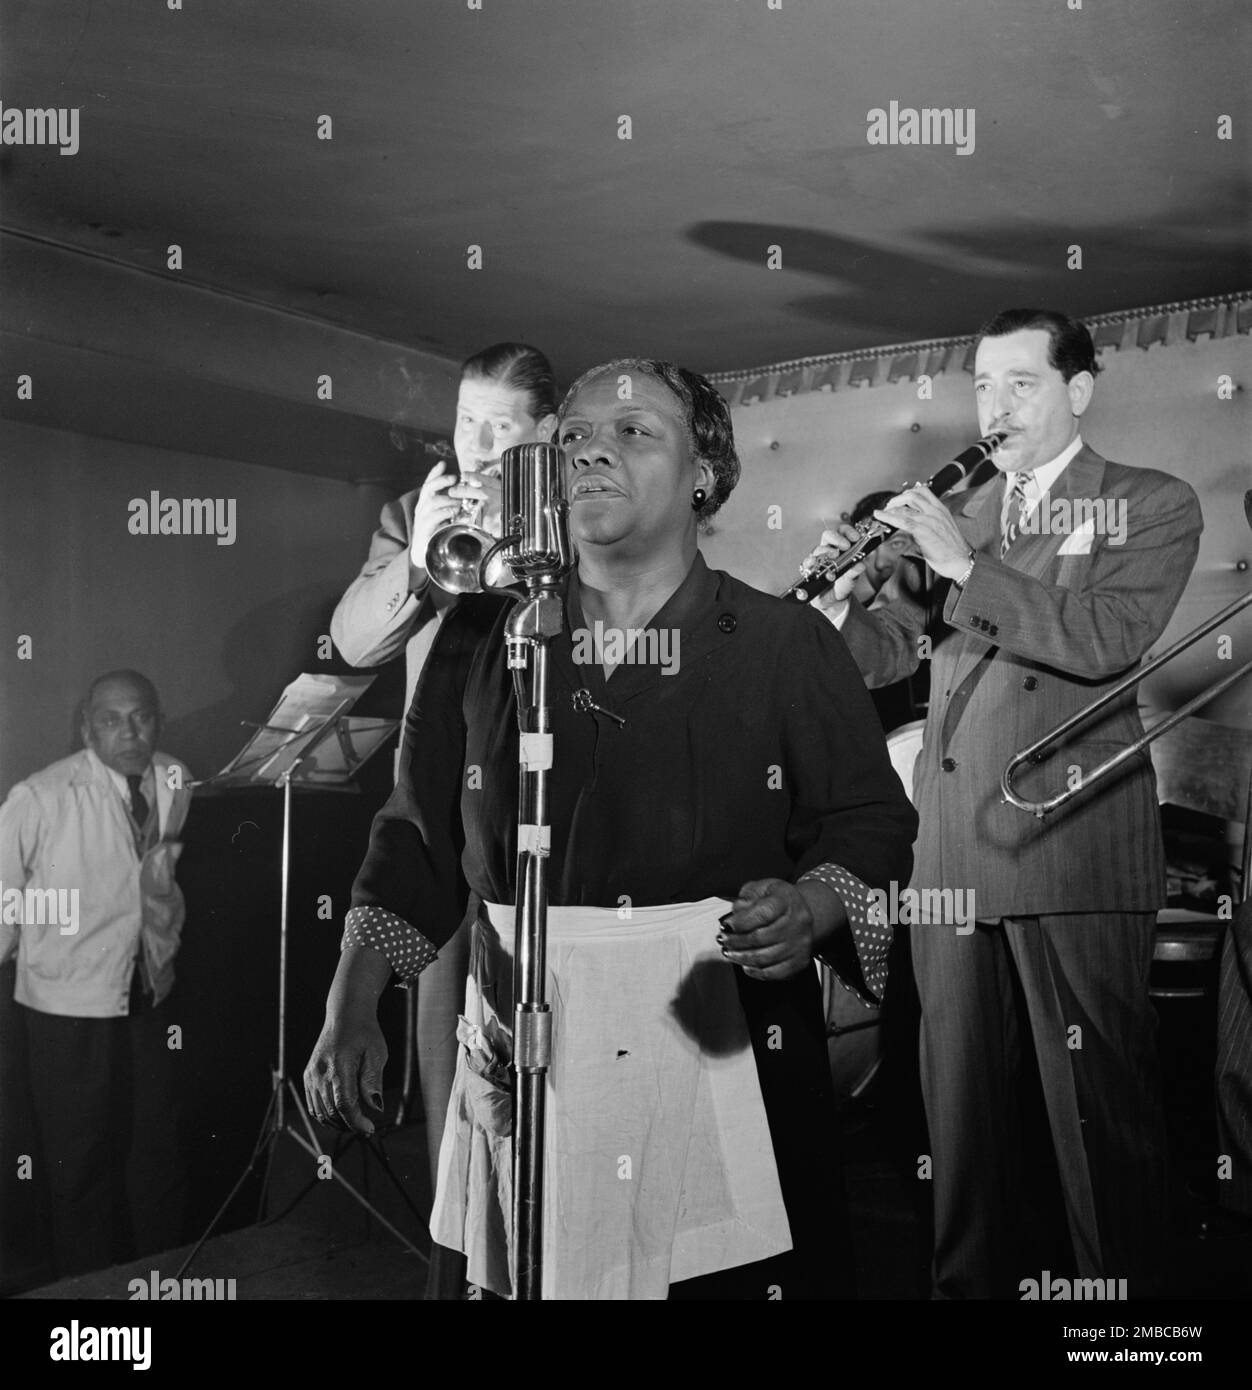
[483,442,573,1300]
[505,577,563,1301]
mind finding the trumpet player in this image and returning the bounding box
[804,309,1203,1299]
[330,341,557,1299]
[332,343,558,711]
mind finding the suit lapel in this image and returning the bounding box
[1004,445,1107,582]
[154,760,186,841]
[940,474,1006,699]
[82,750,141,860]
[936,446,1109,751]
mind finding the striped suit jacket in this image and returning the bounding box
[840,444,1203,919]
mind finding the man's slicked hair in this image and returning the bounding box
[975,308,1102,382]
[557,359,741,523]
[460,342,558,421]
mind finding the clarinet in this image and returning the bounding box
[781,430,1008,604]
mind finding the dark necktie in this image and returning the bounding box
[126,774,150,831]
[125,774,154,1003]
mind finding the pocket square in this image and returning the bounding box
[1057,520,1096,556]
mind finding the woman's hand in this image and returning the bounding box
[717,878,846,981]
[303,1011,388,1136]
[302,945,393,1136]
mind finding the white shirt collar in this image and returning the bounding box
[1007,435,1084,516]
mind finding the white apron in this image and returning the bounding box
[429,896,793,1300]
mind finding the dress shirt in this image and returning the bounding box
[1001,434,1084,529]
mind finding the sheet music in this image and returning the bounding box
[207,673,394,789]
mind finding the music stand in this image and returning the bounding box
[176,673,425,1276]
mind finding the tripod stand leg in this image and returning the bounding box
[257,1159,323,1227]
[175,1082,281,1279]
[358,1133,433,1231]
[257,1073,285,1223]
[280,1123,429,1260]
[281,1083,430,1238]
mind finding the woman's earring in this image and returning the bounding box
[691,487,707,511]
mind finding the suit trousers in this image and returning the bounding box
[913,912,1168,1299]
[21,988,187,1279]
[1215,899,1252,1216]
[0,961,54,1292]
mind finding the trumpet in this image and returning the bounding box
[782,430,1008,604]
[425,473,510,594]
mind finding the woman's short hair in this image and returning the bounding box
[460,342,558,421]
[557,359,741,523]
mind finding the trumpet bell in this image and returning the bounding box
[425,521,510,594]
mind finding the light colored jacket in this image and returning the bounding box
[330,488,454,716]
[0,747,192,1016]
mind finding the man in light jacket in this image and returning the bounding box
[0,669,192,1279]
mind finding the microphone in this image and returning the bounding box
[782,430,1007,605]
[499,442,575,585]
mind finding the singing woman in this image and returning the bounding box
[305,359,917,1299]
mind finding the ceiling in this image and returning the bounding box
[2,0,1249,386]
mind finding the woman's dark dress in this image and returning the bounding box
[353,552,917,1297]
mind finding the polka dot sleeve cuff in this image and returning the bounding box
[342,905,438,984]
[799,862,891,1006]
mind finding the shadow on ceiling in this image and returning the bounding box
[686,205,1252,340]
